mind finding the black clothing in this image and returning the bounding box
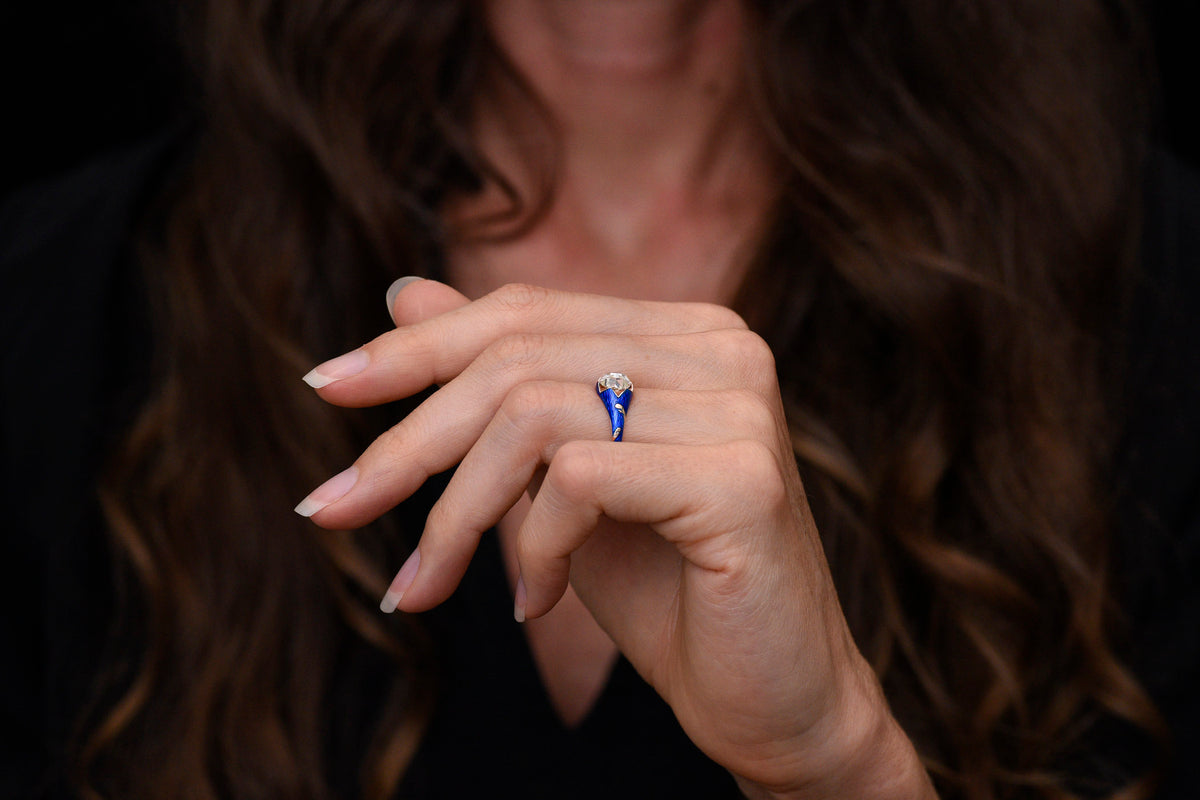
[0,135,738,799]
[2,136,1198,798]
[1111,149,1200,796]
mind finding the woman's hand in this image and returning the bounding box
[297,278,934,799]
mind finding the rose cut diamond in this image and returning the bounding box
[597,373,632,394]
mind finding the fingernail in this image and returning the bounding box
[386,275,424,321]
[513,574,527,623]
[294,466,359,517]
[380,549,421,613]
[302,349,369,389]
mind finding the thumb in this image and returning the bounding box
[387,276,471,326]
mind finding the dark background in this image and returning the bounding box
[1,1,1197,196]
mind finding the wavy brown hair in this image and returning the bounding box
[81,1,1163,798]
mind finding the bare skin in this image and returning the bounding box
[447,0,778,729]
[446,0,776,305]
[297,1,939,797]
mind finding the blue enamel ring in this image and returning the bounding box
[595,373,633,442]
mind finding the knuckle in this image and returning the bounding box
[369,420,412,467]
[423,497,455,534]
[548,441,605,501]
[502,380,564,418]
[483,332,549,372]
[370,416,441,485]
[488,282,554,317]
[710,329,777,386]
[723,439,787,506]
[498,381,568,435]
[727,389,780,441]
[734,329,778,373]
[693,302,750,331]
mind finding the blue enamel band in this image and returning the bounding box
[595,373,633,442]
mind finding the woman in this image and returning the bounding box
[2,0,1196,798]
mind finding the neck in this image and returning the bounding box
[452,0,776,302]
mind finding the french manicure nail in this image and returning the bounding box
[294,466,359,517]
[380,549,421,613]
[386,275,424,320]
[513,574,527,623]
[302,349,369,389]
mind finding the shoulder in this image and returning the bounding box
[0,126,191,337]
[1139,149,1200,312]
[1,125,189,257]
[0,126,190,463]
[0,129,192,798]
[0,125,191,420]
[1122,149,1200,534]
[1142,149,1200,255]
[0,125,192,514]
[1116,148,1200,799]
[1,124,189,238]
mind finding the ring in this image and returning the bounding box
[595,373,633,442]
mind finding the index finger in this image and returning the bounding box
[308,282,748,407]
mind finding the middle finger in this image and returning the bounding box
[300,327,778,529]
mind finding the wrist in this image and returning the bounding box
[734,656,936,800]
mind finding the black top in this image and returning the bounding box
[1,134,1198,798]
